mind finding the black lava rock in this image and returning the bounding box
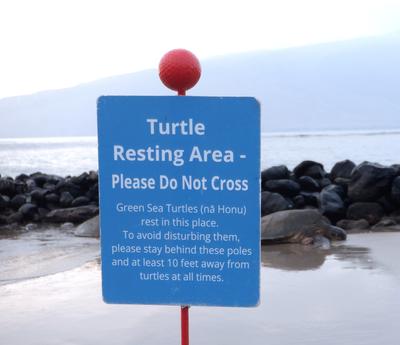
[298,176,320,192]
[330,160,356,180]
[391,176,400,205]
[88,171,98,183]
[318,177,332,189]
[15,174,29,182]
[261,191,292,216]
[318,188,345,222]
[30,173,49,187]
[7,212,23,224]
[323,184,346,199]
[10,194,27,209]
[45,193,60,204]
[347,202,385,225]
[333,177,350,191]
[293,161,327,179]
[71,196,90,207]
[348,162,396,202]
[18,203,38,220]
[300,192,320,207]
[336,219,370,231]
[293,195,306,208]
[45,205,99,223]
[85,183,99,201]
[261,165,290,187]
[55,180,82,198]
[0,178,15,197]
[59,192,74,207]
[264,179,300,197]
[30,188,49,205]
[0,194,10,209]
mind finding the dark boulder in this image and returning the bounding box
[391,176,400,205]
[55,180,82,198]
[42,182,57,192]
[391,164,400,176]
[330,160,356,180]
[86,183,99,201]
[45,205,99,223]
[37,208,50,219]
[261,165,290,187]
[347,202,385,225]
[59,192,74,207]
[45,193,60,204]
[323,184,346,199]
[337,219,370,231]
[71,196,90,207]
[378,195,397,214]
[25,179,37,192]
[30,173,48,187]
[300,192,319,207]
[70,172,92,188]
[88,171,98,183]
[372,217,398,229]
[261,191,292,216]
[348,162,396,202]
[29,173,62,187]
[7,212,23,224]
[30,188,49,205]
[293,195,305,208]
[18,203,38,220]
[14,181,27,194]
[10,194,27,209]
[293,161,327,179]
[0,178,15,197]
[333,177,350,191]
[318,187,345,222]
[264,179,300,197]
[318,177,332,189]
[298,176,320,192]
[0,194,10,209]
[15,174,29,182]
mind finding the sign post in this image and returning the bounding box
[97,49,261,345]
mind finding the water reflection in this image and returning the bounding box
[262,242,373,271]
[0,227,99,286]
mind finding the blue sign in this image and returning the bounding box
[98,96,260,307]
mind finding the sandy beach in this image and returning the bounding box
[1,230,399,345]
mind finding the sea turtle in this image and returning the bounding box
[261,209,346,245]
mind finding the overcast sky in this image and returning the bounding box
[1,0,400,99]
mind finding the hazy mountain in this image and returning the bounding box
[1,33,399,138]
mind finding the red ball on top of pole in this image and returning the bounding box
[159,49,201,96]
[158,48,201,345]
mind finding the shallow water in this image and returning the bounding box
[0,232,399,345]
[0,227,99,286]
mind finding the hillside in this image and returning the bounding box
[1,33,399,138]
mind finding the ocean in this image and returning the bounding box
[0,130,399,177]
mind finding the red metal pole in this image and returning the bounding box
[181,306,189,345]
[178,88,188,345]
[159,49,200,345]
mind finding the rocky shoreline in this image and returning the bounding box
[1,160,399,242]
[261,160,400,229]
[0,171,99,228]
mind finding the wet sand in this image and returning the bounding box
[1,231,400,345]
